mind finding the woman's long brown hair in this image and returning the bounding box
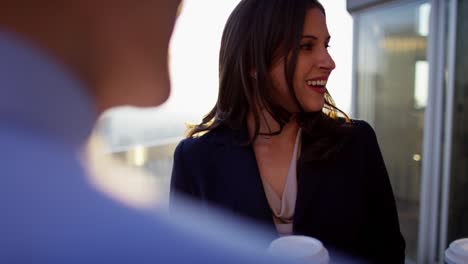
[187,0,350,159]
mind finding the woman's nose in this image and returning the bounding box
[318,50,336,71]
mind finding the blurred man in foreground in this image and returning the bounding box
[0,1,292,263]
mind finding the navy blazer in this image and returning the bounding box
[170,119,405,263]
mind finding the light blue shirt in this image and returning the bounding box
[0,31,297,264]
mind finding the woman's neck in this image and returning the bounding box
[247,109,299,144]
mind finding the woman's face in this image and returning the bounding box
[269,7,335,113]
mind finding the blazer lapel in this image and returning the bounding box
[293,131,329,233]
[209,126,275,230]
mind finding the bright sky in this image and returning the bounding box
[102,0,353,145]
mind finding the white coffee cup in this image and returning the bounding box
[267,235,329,264]
[445,238,468,264]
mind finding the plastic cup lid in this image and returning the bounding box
[268,235,329,263]
[445,238,468,263]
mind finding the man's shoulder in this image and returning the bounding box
[0,166,285,263]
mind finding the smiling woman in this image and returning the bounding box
[268,7,336,114]
[94,0,352,149]
[170,0,406,262]
[89,0,354,219]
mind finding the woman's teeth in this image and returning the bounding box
[306,80,327,86]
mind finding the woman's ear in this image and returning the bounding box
[250,69,257,79]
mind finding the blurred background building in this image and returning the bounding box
[347,0,466,263]
[91,0,466,263]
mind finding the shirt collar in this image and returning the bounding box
[0,31,97,148]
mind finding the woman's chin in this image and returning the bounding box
[303,104,325,113]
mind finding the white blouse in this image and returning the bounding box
[261,129,301,236]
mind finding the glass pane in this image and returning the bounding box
[355,1,430,261]
[446,0,468,246]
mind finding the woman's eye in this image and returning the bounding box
[300,43,313,50]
